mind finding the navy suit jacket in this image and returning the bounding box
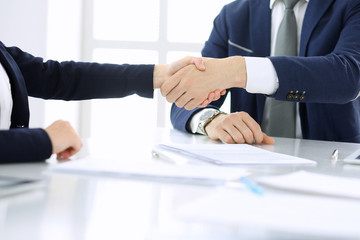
[171,0,360,143]
[0,41,154,163]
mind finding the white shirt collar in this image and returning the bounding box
[270,0,309,9]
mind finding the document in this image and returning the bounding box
[50,158,249,185]
[157,144,316,166]
[177,188,360,238]
[257,171,360,199]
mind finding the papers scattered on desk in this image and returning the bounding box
[158,143,316,166]
[257,171,360,199]
[49,158,249,185]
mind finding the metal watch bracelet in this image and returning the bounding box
[203,111,226,136]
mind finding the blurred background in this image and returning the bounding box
[0,0,232,139]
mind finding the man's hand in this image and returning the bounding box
[45,120,83,160]
[154,56,226,109]
[161,56,246,110]
[205,112,274,145]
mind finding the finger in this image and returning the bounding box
[167,56,192,74]
[262,133,275,145]
[207,92,215,102]
[199,99,210,108]
[57,151,71,161]
[233,121,254,144]
[218,129,236,144]
[161,76,182,97]
[220,90,227,95]
[213,90,221,101]
[165,82,187,103]
[222,124,244,144]
[190,57,206,71]
[184,98,202,111]
[173,92,191,109]
[241,114,263,144]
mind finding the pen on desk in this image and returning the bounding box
[239,177,265,196]
[152,149,174,163]
[331,149,339,162]
[152,148,188,165]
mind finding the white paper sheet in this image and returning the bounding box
[49,158,249,184]
[257,170,360,199]
[158,144,316,166]
[177,188,360,238]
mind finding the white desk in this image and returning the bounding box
[1,128,360,240]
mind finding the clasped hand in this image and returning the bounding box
[157,56,228,109]
[161,56,246,110]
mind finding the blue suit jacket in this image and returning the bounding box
[0,41,154,163]
[171,0,360,143]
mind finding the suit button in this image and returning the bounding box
[16,125,25,128]
[300,91,306,101]
[293,91,300,101]
[287,92,294,100]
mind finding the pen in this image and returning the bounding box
[152,148,188,165]
[331,149,339,162]
[239,177,265,196]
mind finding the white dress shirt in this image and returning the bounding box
[190,0,309,134]
[0,62,13,130]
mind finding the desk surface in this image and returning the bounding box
[1,128,360,240]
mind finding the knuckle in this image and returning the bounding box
[215,125,222,132]
[239,111,249,117]
[229,114,238,121]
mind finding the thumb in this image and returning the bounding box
[262,133,275,145]
[168,56,205,75]
[190,57,206,71]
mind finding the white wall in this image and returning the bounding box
[44,0,83,132]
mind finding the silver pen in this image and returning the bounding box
[331,149,339,161]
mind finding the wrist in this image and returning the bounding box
[153,64,167,89]
[225,56,247,89]
[204,112,226,136]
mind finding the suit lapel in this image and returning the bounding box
[0,43,30,128]
[299,0,334,56]
[249,0,271,56]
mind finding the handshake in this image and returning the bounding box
[155,56,247,110]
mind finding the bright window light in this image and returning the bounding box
[94,0,160,41]
[167,0,233,43]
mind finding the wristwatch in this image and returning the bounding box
[197,110,225,136]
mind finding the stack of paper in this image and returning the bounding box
[157,144,316,166]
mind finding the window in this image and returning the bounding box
[81,0,233,139]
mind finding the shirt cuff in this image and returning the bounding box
[189,108,220,134]
[244,57,279,95]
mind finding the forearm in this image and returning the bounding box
[7,45,155,100]
[0,128,52,163]
[270,54,360,103]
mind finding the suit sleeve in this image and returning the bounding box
[6,46,155,100]
[171,6,230,132]
[0,128,52,163]
[270,3,360,104]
